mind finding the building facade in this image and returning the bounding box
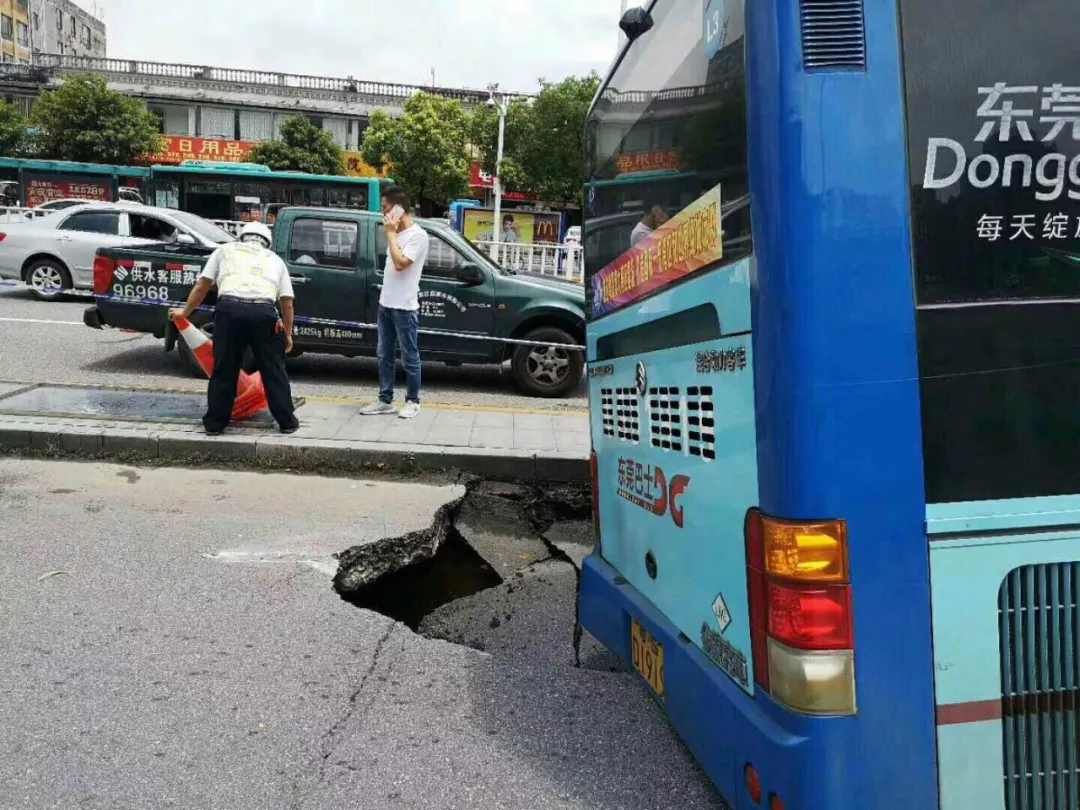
[0,55,521,179]
[0,0,31,65]
[29,0,106,60]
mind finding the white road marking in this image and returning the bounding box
[0,317,84,326]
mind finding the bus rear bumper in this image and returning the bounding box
[578,553,858,810]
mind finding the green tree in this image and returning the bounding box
[30,75,164,164]
[361,93,471,208]
[471,73,600,205]
[248,116,345,175]
[0,100,28,157]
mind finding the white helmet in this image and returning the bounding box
[239,221,272,247]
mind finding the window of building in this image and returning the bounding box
[148,104,191,136]
[69,14,75,36]
[16,21,28,47]
[197,106,235,140]
[238,109,273,142]
[288,218,358,269]
[80,24,90,48]
[56,10,63,32]
[2,15,13,41]
[32,12,38,31]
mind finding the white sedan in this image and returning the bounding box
[0,203,234,300]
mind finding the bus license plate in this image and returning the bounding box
[630,618,665,698]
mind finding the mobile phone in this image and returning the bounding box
[386,205,404,224]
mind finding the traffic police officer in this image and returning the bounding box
[168,221,300,436]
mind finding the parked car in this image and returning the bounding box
[0,203,234,300]
[85,206,587,397]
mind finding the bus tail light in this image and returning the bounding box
[746,509,856,715]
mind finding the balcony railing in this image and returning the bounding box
[21,54,528,104]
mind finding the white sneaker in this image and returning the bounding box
[359,401,396,416]
[398,402,421,419]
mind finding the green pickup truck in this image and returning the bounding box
[84,206,586,397]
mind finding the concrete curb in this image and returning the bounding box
[0,423,589,481]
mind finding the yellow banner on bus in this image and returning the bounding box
[591,184,724,318]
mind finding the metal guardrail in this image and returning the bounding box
[476,240,584,282]
[0,206,43,222]
[18,55,530,104]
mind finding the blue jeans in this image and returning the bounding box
[377,305,421,404]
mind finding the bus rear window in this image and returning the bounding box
[583,0,751,320]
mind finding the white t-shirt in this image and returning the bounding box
[380,224,429,311]
[630,221,654,247]
[200,242,294,300]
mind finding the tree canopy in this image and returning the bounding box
[470,73,599,206]
[248,116,345,175]
[360,93,471,209]
[0,100,28,157]
[30,75,163,165]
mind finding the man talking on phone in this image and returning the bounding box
[360,186,429,419]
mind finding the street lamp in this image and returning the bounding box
[487,83,509,265]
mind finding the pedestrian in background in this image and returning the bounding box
[168,221,300,436]
[360,185,429,419]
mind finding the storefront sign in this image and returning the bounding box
[468,163,538,201]
[343,151,388,178]
[616,149,682,176]
[25,178,110,207]
[462,207,562,244]
[149,136,254,165]
[591,183,724,318]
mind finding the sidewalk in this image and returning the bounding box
[0,381,590,481]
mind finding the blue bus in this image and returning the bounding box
[579,1,1080,808]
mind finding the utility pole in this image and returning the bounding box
[487,83,508,265]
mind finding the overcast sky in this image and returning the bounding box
[70,0,624,92]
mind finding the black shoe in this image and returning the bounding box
[280,424,300,435]
[204,428,224,437]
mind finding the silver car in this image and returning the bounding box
[0,202,234,300]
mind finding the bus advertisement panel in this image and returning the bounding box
[589,183,723,318]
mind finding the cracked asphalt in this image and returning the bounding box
[0,458,723,810]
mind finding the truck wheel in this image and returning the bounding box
[511,327,584,398]
[176,324,256,377]
[25,259,71,301]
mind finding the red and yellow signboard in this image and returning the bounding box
[149,136,254,165]
[26,178,110,208]
[591,184,724,318]
[616,149,682,176]
[343,151,388,178]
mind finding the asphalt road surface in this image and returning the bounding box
[0,287,588,411]
[1,458,723,810]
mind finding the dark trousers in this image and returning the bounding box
[204,298,298,432]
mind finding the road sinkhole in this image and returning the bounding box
[333,481,594,646]
[337,525,503,630]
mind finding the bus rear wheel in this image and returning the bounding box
[511,326,584,398]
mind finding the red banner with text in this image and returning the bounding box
[149,136,254,165]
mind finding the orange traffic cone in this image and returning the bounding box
[174,316,214,376]
[174,316,268,421]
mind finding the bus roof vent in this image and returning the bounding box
[799,0,866,71]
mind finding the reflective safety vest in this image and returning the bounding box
[216,242,281,300]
